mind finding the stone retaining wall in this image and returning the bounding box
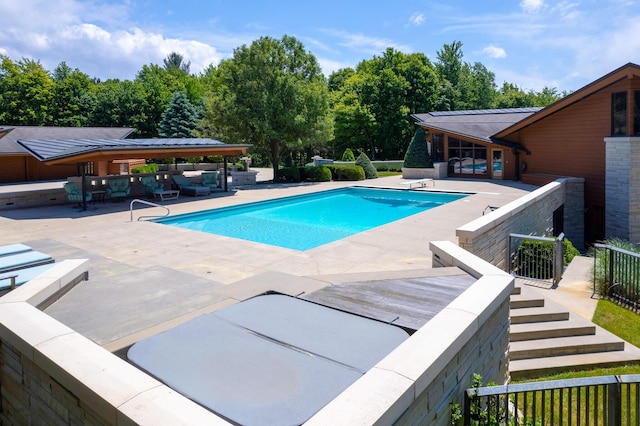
[456,178,585,270]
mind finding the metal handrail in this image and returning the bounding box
[129,199,170,222]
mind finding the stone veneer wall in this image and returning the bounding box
[456,178,585,270]
[0,242,512,426]
[605,137,640,242]
[401,162,448,180]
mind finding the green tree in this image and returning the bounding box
[51,62,96,126]
[158,91,200,137]
[0,56,54,125]
[200,35,332,178]
[163,52,191,74]
[403,127,432,168]
[90,79,148,131]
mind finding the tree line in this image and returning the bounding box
[0,36,566,175]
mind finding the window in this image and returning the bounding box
[634,91,640,136]
[612,91,627,136]
[432,133,445,162]
[447,137,488,175]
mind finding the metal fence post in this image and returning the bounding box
[608,377,621,426]
[553,233,565,286]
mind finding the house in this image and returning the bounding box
[413,62,640,244]
[0,126,134,183]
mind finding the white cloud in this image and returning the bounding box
[520,0,545,13]
[317,57,355,76]
[321,29,412,55]
[481,45,507,59]
[409,12,425,26]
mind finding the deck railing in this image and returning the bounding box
[464,374,640,425]
[593,243,640,312]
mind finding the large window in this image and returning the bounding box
[448,137,487,175]
[634,91,640,136]
[431,133,445,162]
[612,91,627,136]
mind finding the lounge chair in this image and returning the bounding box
[107,177,131,201]
[171,174,211,197]
[0,243,32,257]
[0,250,54,274]
[200,171,219,190]
[63,182,93,206]
[140,176,165,198]
[0,263,57,291]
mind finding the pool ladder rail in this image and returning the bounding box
[130,199,171,222]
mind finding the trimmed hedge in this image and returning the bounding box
[327,164,365,181]
[131,163,159,174]
[277,166,301,182]
[304,166,332,182]
[515,237,580,279]
[341,148,356,161]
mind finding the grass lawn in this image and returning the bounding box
[377,171,402,177]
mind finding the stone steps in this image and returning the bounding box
[509,285,640,380]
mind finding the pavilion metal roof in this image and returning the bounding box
[16,137,252,165]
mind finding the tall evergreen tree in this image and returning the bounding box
[403,127,432,168]
[158,91,200,137]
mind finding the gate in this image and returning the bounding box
[508,233,565,286]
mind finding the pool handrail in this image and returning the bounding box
[130,199,170,222]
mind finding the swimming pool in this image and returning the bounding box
[155,187,468,250]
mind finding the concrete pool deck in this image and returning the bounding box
[0,173,537,349]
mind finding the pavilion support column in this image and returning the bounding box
[605,137,640,242]
[223,157,228,192]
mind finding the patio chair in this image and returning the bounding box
[200,171,219,190]
[107,178,131,201]
[0,250,54,274]
[63,182,92,206]
[140,176,164,198]
[171,174,211,197]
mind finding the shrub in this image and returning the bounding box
[277,166,301,182]
[131,163,159,174]
[355,153,378,179]
[329,165,365,181]
[341,148,356,162]
[514,237,580,280]
[376,165,389,172]
[404,127,433,168]
[304,166,332,182]
[591,238,640,296]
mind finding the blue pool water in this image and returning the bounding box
[155,187,468,251]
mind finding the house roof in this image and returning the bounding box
[412,108,541,146]
[495,62,640,138]
[17,138,251,165]
[0,126,134,155]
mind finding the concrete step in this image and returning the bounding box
[510,334,625,360]
[510,315,596,341]
[510,346,640,380]
[510,305,570,324]
[510,295,545,309]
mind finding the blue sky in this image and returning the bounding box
[1,0,639,93]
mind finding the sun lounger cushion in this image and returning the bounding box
[0,263,57,291]
[0,251,54,273]
[0,243,32,257]
[172,175,211,196]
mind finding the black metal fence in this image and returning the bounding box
[593,243,640,312]
[464,375,640,425]
[508,233,565,286]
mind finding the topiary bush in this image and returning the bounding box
[328,165,365,181]
[277,166,301,182]
[304,166,332,182]
[355,153,378,179]
[404,127,433,168]
[341,148,356,162]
